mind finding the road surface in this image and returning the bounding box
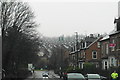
[24,70,62,80]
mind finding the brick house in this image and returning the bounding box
[100,31,120,70]
[109,31,120,67]
[100,35,110,70]
[79,36,102,69]
[84,37,102,67]
[100,17,120,70]
[69,34,98,69]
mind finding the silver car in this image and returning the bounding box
[85,74,103,80]
[67,73,85,80]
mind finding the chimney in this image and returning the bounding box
[118,1,120,17]
[117,1,120,31]
[98,34,100,37]
[90,34,93,38]
[117,18,120,31]
[115,17,120,31]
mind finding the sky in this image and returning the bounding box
[22,0,119,37]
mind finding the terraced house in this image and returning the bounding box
[69,34,101,69]
[100,17,120,70]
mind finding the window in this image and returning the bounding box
[118,60,120,66]
[96,63,99,68]
[83,52,85,58]
[110,57,116,67]
[92,51,97,59]
[117,37,120,50]
[102,60,108,70]
[111,58,114,66]
[101,45,104,54]
[104,61,108,70]
[97,42,100,48]
[73,55,75,60]
[85,42,87,48]
[81,52,85,58]
[106,44,109,54]
[79,62,84,69]
[83,42,85,48]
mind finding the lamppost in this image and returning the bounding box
[59,35,64,78]
[75,32,79,68]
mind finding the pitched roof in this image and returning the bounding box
[87,37,102,48]
[100,35,109,41]
[109,30,120,36]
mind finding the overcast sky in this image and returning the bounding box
[23,0,119,37]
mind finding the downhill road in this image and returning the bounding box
[24,70,62,80]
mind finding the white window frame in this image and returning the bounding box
[102,45,104,54]
[85,42,87,48]
[109,57,117,67]
[104,61,108,70]
[102,60,109,70]
[97,42,100,48]
[83,52,85,58]
[79,62,84,69]
[92,51,97,59]
[106,44,109,54]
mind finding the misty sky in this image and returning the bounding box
[23,0,118,37]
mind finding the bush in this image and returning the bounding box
[83,62,96,74]
[66,66,74,72]
[17,68,32,78]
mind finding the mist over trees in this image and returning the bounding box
[41,33,103,70]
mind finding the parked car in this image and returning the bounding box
[85,74,107,80]
[67,73,85,80]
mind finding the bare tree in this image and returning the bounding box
[0,0,36,36]
[0,0,40,78]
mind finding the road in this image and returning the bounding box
[24,70,62,80]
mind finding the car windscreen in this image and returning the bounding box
[43,75,48,77]
[67,78,85,80]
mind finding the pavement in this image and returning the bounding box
[49,70,60,78]
[0,72,1,80]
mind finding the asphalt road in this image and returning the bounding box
[24,70,62,80]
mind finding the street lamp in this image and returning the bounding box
[59,36,64,75]
[75,32,79,68]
